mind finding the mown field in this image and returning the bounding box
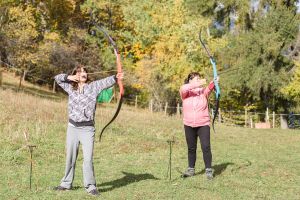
[0,76,300,199]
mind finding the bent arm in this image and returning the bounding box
[203,81,215,97]
[180,83,200,99]
[54,74,72,94]
[90,75,117,95]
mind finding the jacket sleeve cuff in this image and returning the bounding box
[64,74,69,82]
[208,81,215,90]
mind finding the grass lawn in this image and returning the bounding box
[0,86,300,199]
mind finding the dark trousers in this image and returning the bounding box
[184,125,212,169]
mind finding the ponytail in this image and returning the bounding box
[184,72,201,84]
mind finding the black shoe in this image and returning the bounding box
[53,186,71,191]
[88,189,99,196]
[182,167,195,178]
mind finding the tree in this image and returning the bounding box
[282,62,300,110]
[220,4,299,112]
[4,5,39,75]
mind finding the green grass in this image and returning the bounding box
[1,86,300,199]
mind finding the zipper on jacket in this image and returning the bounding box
[193,96,196,126]
[84,109,88,118]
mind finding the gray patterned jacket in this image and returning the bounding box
[54,74,116,127]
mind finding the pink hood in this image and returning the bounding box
[180,82,215,127]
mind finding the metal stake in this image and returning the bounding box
[166,137,175,181]
[23,131,36,190]
[28,145,36,190]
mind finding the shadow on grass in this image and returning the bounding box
[98,171,160,193]
[231,160,252,172]
[197,162,235,177]
[196,160,252,177]
[176,162,236,178]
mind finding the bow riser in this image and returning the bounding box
[199,31,220,133]
[210,58,220,98]
[116,53,124,96]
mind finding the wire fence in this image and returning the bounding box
[1,66,299,130]
[123,97,300,130]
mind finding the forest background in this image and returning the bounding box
[1,0,300,115]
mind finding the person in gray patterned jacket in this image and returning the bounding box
[53,65,123,196]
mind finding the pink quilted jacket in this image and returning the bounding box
[180,82,215,127]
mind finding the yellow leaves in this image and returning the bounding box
[135,58,154,84]
[124,42,146,61]
[244,104,258,111]
[154,35,181,59]
[126,0,216,94]
[45,0,74,32]
[131,83,144,90]
[206,36,228,55]
[151,0,186,31]
[281,62,300,100]
[68,0,76,8]
[4,5,40,68]
[7,6,38,41]
[44,32,61,42]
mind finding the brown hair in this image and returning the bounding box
[184,72,201,84]
[71,65,90,90]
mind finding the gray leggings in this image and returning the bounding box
[60,123,96,192]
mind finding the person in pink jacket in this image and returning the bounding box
[179,72,219,180]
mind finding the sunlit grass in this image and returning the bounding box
[0,76,300,199]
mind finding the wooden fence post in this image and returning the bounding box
[149,99,153,113]
[266,107,269,122]
[272,111,275,128]
[22,70,27,82]
[0,69,2,87]
[135,96,138,108]
[164,102,168,115]
[245,109,248,127]
[18,70,24,91]
[113,87,116,102]
[250,116,253,128]
[176,103,180,117]
[52,80,56,93]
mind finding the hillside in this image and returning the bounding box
[0,75,300,199]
